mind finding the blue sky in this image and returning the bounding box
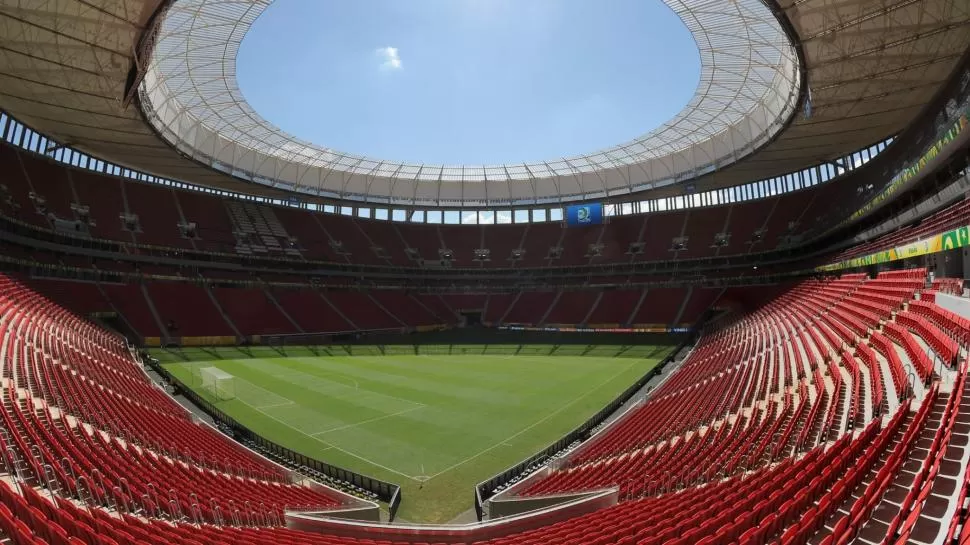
[237,0,700,165]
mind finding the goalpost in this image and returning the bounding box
[198,367,236,401]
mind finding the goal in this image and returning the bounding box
[198,367,236,401]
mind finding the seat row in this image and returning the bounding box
[0,269,967,545]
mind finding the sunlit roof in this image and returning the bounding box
[140,0,802,205]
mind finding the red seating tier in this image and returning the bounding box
[631,288,688,325]
[369,292,438,327]
[322,291,401,331]
[100,284,160,337]
[586,290,641,326]
[148,284,234,338]
[272,288,353,333]
[0,274,359,524]
[123,181,185,247]
[211,287,293,336]
[503,292,557,325]
[0,268,967,545]
[0,141,896,269]
[544,291,599,325]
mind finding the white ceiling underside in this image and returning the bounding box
[140,0,801,205]
[0,0,966,205]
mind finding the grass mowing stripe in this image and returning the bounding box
[310,404,427,436]
[354,355,530,386]
[422,354,651,480]
[290,356,523,406]
[236,360,413,421]
[255,401,296,410]
[161,345,675,522]
[285,361,432,408]
[240,358,424,411]
[244,398,424,482]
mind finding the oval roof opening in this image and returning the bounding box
[141,0,801,205]
[236,0,702,166]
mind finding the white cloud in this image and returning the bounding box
[376,46,403,71]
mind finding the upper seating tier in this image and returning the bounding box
[0,141,835,270]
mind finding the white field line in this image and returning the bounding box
[234,379,294,407]
[315,373,359,390]
[310,405,426,437]
[232,360,430,481]
[242,360,362,393]
[231,359,362,392]
[421,357,648,482]
[234,353,666,484]
[284,359,426,408]
[244,400,423,482]
[182,361,294,408]
[256,401,296,410]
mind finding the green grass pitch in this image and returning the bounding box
[161,345,673,523]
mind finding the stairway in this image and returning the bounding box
[538,291,563,326]
[582,292,605,326]
[203,283,242,339]
[318,291,357,330]
[626,290,649,326]
[139,284,168,342]
[671,286,694,326]
[367,293,406,327]
[850,394,948,544]
[409,294,445,323]
[170,190,198,250]
[263,287,304,333]
[225,202,300,257]
[499,291,524,325]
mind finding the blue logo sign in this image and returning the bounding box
[566,203,603,226]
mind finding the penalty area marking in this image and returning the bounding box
[256,401,296,410]
[229,365,430,482]
[310,404,426,437]
[244,401,424,482]
[312,372,360,391]
[282,359,427,409]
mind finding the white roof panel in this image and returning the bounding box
[139,0,801,205]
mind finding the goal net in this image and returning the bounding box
[198,367,236,401]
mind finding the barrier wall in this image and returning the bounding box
[847,100,970,224]
[287,489,618,543]
[935,292,970,321]
[819,223,970,271]
[473,334,691,520]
